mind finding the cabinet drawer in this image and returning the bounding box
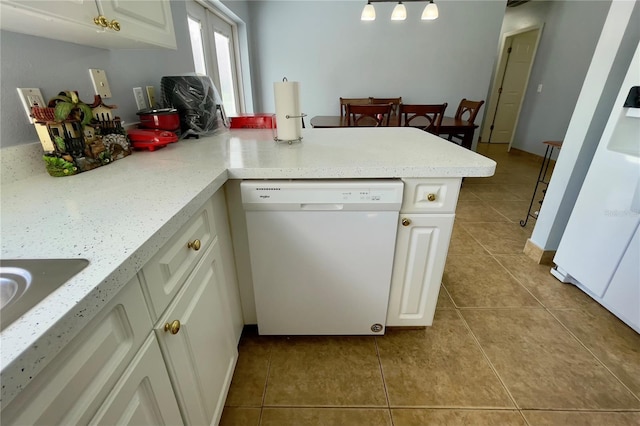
[1,276,152,426]
[401,178,461,213]
[140,199,217,321]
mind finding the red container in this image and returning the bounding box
[137,108,181,131]
[229,114,276,129]
[128,129,179,151]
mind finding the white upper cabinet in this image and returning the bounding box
[0,0,176,50]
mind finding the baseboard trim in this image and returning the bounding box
[523,238,556,265]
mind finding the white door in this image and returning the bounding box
[482,28,540,144]
[186,1,241,115]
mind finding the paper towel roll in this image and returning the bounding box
[274,80,302,141]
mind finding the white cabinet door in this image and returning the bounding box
[1,276,152,425]
[98,0,176,49]
[1,0,98,23]
[211,188,244,344]
[90,334,183,426]
[387,214,454,326]
[0,0,176,49]
[155,240,238,426]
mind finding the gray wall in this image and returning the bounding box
[246,0,507,124]
[508,0,612,156]
[0,1,195,148]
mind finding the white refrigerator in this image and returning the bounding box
[552,42,640,333]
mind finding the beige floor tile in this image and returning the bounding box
[377,310,514,408]
[219,407,261,426]
[264,336,386,406]
[436,286,455,309]
[462,184,524,201]
[486,199,532,223]
[447,223,489,255]
[461,309,640,409]
[260,408,392,426]
[502,184,538,200]
[461,222,531,254]
[453,200,509,223]
[443,255,541,308]
[392,408,526,425]
[551,307,640,397]
[465,172,534,186]
[458,185,481,201]
[494,254,595,309]
[225,330,272,407]
[522,410,640,426]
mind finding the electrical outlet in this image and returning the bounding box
[133,87,147,111]
[17,88,45,123]
[89,68,112,98]
[146,86,156,108]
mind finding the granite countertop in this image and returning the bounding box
[0,127,495,405]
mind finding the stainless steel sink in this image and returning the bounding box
[0,259,89,331]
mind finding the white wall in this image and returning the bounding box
[531,0,640,251]
[0,1,195,148]
[246,0,507,125]
[509,0,612,157]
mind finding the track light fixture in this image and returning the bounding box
[361,0,439,22]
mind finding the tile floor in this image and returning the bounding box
[221,143,640,425]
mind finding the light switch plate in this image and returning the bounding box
[146,86,156,108]
[89,68,112,98]
[133,87,147,111]
[17,88,45,123]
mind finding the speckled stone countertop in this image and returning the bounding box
[0,127,495,405]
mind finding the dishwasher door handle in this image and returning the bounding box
[300,203,344,210]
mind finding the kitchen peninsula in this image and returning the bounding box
[0,127,495,424]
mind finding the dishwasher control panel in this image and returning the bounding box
[241,180,404,211]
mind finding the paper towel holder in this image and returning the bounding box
[274,77,306,144]
[274,113,307,144]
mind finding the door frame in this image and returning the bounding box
[191,0,246,113]
[481,24,544,150]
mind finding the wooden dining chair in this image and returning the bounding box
[340,97,371,118]
[399,103,448,134]
[448,98,484,144]
[345,103,393,127]
[370,97,402,117]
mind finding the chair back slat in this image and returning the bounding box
[346,103,393,127]
[455,98,485,124]
[340,97,371,117]
[370,97,402,116]
[399,103,448,134]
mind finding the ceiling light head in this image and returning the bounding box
[391,2,407,21]
[421,0,439,20]
[361,1,376,21]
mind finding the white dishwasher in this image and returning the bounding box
[241,180,403,335]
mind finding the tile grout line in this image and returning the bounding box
[491,255,549,309]
[490,256,640,404]
[374,336,395,426]
[258,341,274,425]
[544,309,640,404]
[453,308,522,412]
